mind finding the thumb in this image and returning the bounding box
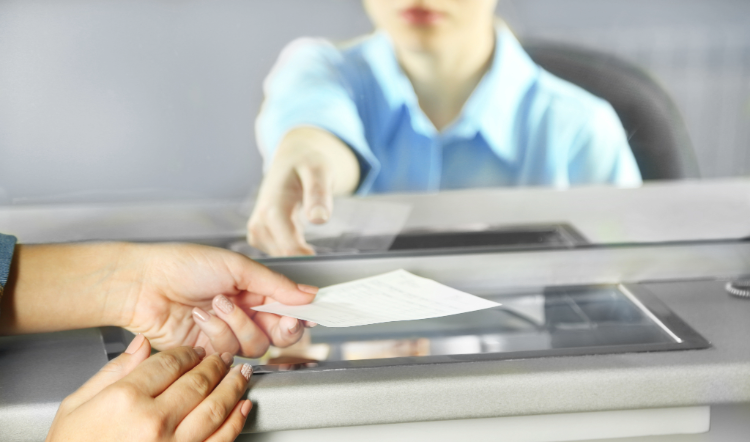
[62,334,151,410]
[297,163,333,224]
[229,252,318,306]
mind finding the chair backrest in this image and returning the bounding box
[523,40,700,180]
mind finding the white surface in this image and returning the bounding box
[371,179,750,244]
[242,407,710,442]
[2,179,750,246]
[252,270,500,327]
[0,199,248,243]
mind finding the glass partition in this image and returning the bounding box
[0,0,748,251]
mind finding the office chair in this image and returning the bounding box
[524,41,701,180]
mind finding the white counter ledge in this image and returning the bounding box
[241,278,750,436]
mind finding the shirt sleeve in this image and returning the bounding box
[567,101,643,187]
[0,233,18,317]
[255,38,380,189]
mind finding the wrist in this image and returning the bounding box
[102,242,148,329]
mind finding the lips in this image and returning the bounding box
[401,7,443,25]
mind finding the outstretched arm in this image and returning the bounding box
[251,39,376,256]
[0,241,318,357]
[248,127,359,256]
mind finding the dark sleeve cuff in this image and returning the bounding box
[0,233,18,289]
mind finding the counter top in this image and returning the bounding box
[0,329,108,441]
[0,243,749,441]
[2,178,750,246]
[3,181,750,440]
[242,277,750,433]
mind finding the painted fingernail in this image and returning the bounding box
[240,400,252,417]
[124,334,145,355]
[309,206,329,223]
[192,307,210,322]
[193,347,206,358]
[297,284,319,295]
[241,364,253,381]
[214,295,235,314]
[220,352,234,366]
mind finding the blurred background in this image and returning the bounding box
[0,0,748,205]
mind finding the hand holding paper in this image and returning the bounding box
[252,270,500,327]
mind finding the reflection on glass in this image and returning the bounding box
[342,338,431,360]
[239,285,705,373]
[232,223,588,258]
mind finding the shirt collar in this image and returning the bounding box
[458,25,539,163]
[360,31,438,136]
[361,25,539,162]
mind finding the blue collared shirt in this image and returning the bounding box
[257,27,642,194]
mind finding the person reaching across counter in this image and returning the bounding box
[248,0,642,256]
[0,232,318,441]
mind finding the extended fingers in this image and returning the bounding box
[253,312,307,348]
[265,207,315,256]
[247,168,312,257]
[122,346,205,397]
[212,295,271,358]
[227,255,318,306]
[177,364,253,442]
[156,352,234,428]
[194,296,308,356]
[61,334,151,411]
[247,221,282,257]
[192,307,241,355]
[297,163,333,224]
[204,400,252,442]
[249,209,314,257]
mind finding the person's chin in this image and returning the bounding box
[397,30,447,53]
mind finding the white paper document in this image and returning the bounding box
[251,270,501,327]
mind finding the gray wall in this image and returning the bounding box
[0,0,372,204]
[1,0,748,205]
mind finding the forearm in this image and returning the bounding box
[0,243,138,335]
[277,127,360,194]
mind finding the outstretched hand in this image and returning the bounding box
[247,127,360,256]
[116,243,318,357]
[1,242,317,358]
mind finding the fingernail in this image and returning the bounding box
[309,205,329,223]
[305,321,319,328]
[192,307,210,322]
[241,364,253,381]
[240,400,252,417]
[193,347,206,358]
[221,352,234,366]
[214,295,235,314]
[124,333,145,355]
[281,316,300,334]
[297,284,319,295]
[289,319,300,334]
